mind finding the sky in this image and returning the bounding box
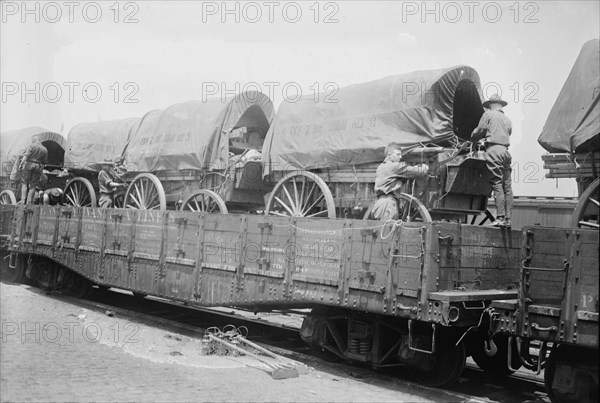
[1,0,599,196]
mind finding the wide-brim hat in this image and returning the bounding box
[482,94,508,108]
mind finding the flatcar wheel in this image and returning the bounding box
[180,190,228,213]
[362,193,432,223]
[125,173,167,210]
[571,178,599,228]
[545,344,598,403]
[470,333,520,376]
[0,189,17,205]
[1,254,25,283]
[64,177,97,207]
[67,272,92,299]
[265,172,336,218]
[409,335,466,387]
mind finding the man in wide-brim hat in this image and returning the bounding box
[471,94,514,228]
[97,158,126,208]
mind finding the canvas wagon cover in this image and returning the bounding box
[1,127,66,176]
[538,39,600,153]
[64,117,139,171]
[262,65,483,175]
[125,91,275,172]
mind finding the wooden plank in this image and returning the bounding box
[491,299,518,310]
[79,208,104,250]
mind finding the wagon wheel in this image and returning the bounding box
[64,177,97,207]
[571,178,599,228]
[363,193,432,223]
[124,173,167,210]
[112,187,127,209]
[0,189,17,205]
[265,172,335,218]
[179,190,228,213]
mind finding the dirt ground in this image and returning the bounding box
[0,282,479,402]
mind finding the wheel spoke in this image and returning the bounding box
[274,195,295,216]
[306,210,328,218]
[302,193,325,216]
[292,176,300,210]
[300,182,318,215]
[281,184,297,214]
[270,211,289,217]
[130,190,143,209]
[298,176,306,212]
[146,192,159,208]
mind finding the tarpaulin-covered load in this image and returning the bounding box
[1,127,66,177]
[262,66,483,175]
[125,91,274,172]
[64,117,139,171]
[538,39,600,153]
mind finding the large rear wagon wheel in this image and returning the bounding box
[265,172,335,218]
[363,193,432,223]
[0,189,17,205]
[572,178,599,228]
[64,177,97,207]
[124,173,167,210]
[179,190,228,213]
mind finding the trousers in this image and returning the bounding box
[485,144,513,219]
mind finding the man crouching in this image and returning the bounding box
[370,143,429,220]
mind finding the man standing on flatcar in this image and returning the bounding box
[19,136,48,204]
[98,159,127,208]
[471,94,514,228]
[370,143,429,220]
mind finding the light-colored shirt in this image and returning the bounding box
[98,170,116,195]
[22,142,48,165]
[472,110,512,146]
[374,158,429,195]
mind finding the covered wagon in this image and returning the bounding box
[538,39,600,227]
[121,91,275,211]
[262,65,491,222]
[0,127,67,204]
[63,117,140,207]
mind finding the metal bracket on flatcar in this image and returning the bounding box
[111,213,122,221]
[174,217,187,225]
[258,257,270,269]
[111,240,121,250]
[61,209,72,218]
[360,229,377,238]
[257,222,272,231]
[174,247,186,259]
[357,270,374,281]
[407,320,436,354]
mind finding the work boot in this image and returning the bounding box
[491,216,506,227]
